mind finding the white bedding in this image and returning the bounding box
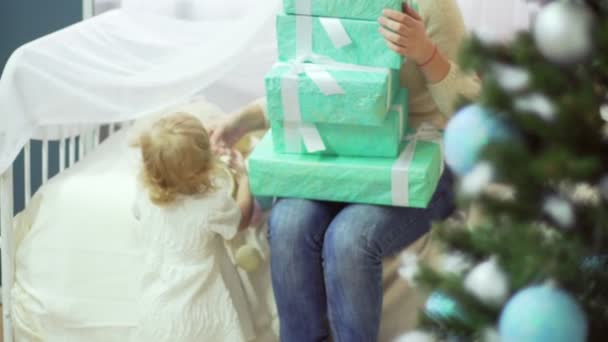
[10,100,443,342]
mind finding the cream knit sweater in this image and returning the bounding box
[403,0,481,129]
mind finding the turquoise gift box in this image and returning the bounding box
[283,0,403,21]
[265,62,400,126]
[248,128,443,208]
[269,89,409,158]
[276,13,403,69]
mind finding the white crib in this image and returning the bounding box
[0,122,129,342]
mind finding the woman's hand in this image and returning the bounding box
[207,99,268,155]
[207,116,244,156]
[378,3,435,65]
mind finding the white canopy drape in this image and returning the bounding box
[0,1,280,174]
[456,0,534,41]
[0,0,533,175]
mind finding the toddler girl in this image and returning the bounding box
[131,112,254,342]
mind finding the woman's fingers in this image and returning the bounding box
[385,40,408,56]
[378,16,408,34]
[382,9,407,23]
[378,27,408,47]
[382,9,417,26]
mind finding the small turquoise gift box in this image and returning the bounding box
[276,13,403,69]
[282,0,403,21]
[269,89,408,158]
[265,60,400,125]
[248,124,444,208]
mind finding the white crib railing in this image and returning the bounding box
[0,122,129,342]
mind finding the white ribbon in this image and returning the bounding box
[296,0,312,15]
[296,14,313,58]
[391,124,445,206]
[319,18,353,48]
[295,0,352,55]
[279,55,393,153]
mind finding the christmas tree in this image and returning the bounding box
[401,1,608,341]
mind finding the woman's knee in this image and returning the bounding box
[268,198,335,248]
[322,215,378,269]
[322,215,384,301]
[322,204,415,266]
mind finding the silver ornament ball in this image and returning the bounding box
[533,2,593,64]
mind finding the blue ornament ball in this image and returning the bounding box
[499,286,587,342]
[444,104,511,176]
[425,291,468,324]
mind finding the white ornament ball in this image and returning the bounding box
[442,252,474,275]
[534,2,593,64]
[543,196,575,228]
[395,331,436,342]
[600,104,608,122]
[461,162,495,197]
[514,93,556,121]
[492,63,530,93]
[464,257,510,306]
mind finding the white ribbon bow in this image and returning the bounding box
[391,123,445,206]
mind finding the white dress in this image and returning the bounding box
[131,186,252,342]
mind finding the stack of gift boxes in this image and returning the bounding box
[249,0,443,208]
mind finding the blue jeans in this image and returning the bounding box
[268,170,455,342]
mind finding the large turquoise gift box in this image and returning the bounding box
[282,0,403,21]
[269,89,408,158]
[276,13,403,69]
[248,125,444,208]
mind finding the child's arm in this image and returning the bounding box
[235,174,253,231]
[230,149,253,230]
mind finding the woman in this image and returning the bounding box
[211,1,480,341]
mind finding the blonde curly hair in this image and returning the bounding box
[135,112,215,206]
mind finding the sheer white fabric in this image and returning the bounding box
[456,0,534,42]
[0,0,280,174]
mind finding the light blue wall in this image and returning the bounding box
[1,0,82,214]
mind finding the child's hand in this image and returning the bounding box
[228,149,247,178]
